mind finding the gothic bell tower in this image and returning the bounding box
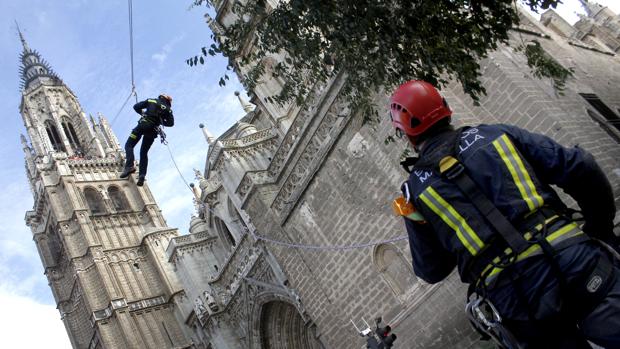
[18,29,192,348]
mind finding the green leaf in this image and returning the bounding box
[190,0,563,116]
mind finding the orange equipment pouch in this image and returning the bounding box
[392,196,426,223]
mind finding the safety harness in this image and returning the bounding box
[139,99,169,144]
[398,127,617,348]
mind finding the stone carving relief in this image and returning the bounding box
[209,234,261,307]
[195,297,208,318]
[203,291,219,314]
[272,96,351,216]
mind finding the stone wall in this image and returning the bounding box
[239,13,620,349]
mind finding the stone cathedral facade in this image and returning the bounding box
[18,33,193,348]
[168,1,620,349]
[19,1,620,349]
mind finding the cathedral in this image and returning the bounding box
[20,1,620,349]
[18,30,192,348]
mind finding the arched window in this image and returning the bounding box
[62,119,82,152]
[84,187,106,214]
[374,244,417,298]
[45,120,66,152]
[214,216,236,248]
[108,186,130,211]
[47,226,63,265]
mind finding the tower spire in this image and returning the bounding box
[234,91,256,113]
[578,0,604,16]
[17,25,61,90]
[15,21,30,52]
[199,123,216,144]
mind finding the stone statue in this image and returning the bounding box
[194,297,207,317]
[203,291,219,313]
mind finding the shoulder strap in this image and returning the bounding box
[439,153,530,254]
[400,157,418,173]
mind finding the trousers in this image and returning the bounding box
[124,121,157,177]
[486,241,620,349]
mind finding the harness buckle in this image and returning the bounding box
[466,295,521,349]
[470,298,502,328]
[439,155,464,180]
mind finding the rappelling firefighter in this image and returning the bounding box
[390,80,620,349]
[120,94,174,186]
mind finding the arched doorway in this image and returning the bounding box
[259,301,323,349]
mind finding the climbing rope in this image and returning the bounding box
[193,202,409,251]
[247,227,408,251]
[164,141,194,193]
[128,0,137,104]
[118,0,196,200]
[110,0,409,251]
[110,0,138,126]
[110,89,136,126]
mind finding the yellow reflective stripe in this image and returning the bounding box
[147,99,158,103]
[420,187,484,255]
[493,134,544,212]
[478,215,560,278]
[502,135,544,209]
[129,133,138,139]
[484,223,583,284]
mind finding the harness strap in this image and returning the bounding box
[480,223,588,288]
[439,155,530,255]
[157,126,168,144]
[400,157,417,173]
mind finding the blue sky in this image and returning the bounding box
[0,0,619,348]
[1,0,246,347]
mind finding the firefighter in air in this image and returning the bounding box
[120,94,174,186]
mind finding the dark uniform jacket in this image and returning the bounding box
[403,124,616,285]
[133,98,174,127]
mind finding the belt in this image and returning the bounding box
[139,116,156,124]
[476,220,588,288]
[466,208,561,282]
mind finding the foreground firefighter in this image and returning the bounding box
[390,80,620,348]
[120,94,174,186]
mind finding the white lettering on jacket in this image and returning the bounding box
[414,170,433,184]
[459,128,485,154]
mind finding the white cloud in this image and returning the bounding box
[0,288,71,348]
[151,35,185,65]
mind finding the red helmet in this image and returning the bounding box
[159,94,173,105]
[389,80,452,138]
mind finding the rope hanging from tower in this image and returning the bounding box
[110,0,138,126]
[110,0,409,252]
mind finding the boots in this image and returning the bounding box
[120,167,136,179]
[136,175,146,186]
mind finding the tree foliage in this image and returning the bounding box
[190,0,567,118]
[516,40,574,93]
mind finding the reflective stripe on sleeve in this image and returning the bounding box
[420,187,484,255]
[492,134,544,212]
